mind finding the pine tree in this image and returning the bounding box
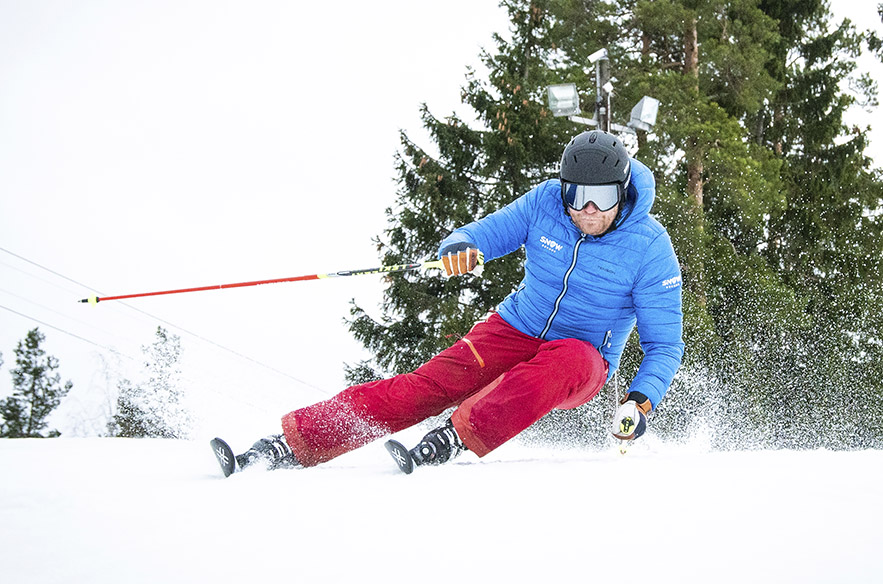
[552,0,883,448]
[0,328,72,438]
[343,0,883,448]
[525,0,795,446]
[756,0,883,448]
[346,0,570,381]
[109,326,191,439]
[343,0,789,442]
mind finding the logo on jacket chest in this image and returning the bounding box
[540,235,564,253]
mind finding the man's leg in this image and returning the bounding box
[281,314,543,467]
[451,338,608,457]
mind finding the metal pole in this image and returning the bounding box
[596,57,611,133]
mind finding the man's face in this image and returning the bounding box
[567,201,619,236]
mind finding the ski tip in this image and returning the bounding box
[210,437,237,478]
[384,439,415,475]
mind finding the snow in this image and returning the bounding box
[2,435,880,583]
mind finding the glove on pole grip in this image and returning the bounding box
[611,391,652,441]
[439,242,482,276]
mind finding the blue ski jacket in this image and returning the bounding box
[438,159,684,408]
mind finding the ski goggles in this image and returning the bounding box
[561,181,624,212]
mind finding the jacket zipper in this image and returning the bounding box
[540,234,586,339]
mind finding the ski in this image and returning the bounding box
[210,437,236,477]
[384,439,415,474]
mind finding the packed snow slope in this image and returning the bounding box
[1,435,879,584]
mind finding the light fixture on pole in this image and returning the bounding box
[546,48,660,137]
[627,96,660,132]
[547,83,597,127]
[547,84,581,117]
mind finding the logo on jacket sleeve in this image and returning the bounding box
[540,236,564,253]
[662,276,682,289]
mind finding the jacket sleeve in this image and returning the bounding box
[628,231,685,409]
[438,182,552,259]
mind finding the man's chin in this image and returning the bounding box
[579,223,606,236]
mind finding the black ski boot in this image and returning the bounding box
[235,434,301,472]
[385,419,467,474]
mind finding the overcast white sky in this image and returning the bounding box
[0,0,511,434]
[1,1,880,437]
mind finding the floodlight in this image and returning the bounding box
[628,96,660,131]
[547,84,580,117]
[587,48,609,65]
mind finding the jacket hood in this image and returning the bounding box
[614,158,656,231]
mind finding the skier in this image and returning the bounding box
[212,129,684,476]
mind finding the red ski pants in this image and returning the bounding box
[281,313,608,467]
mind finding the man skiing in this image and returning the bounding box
[212,129,684,476]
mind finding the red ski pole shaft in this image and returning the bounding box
[79,260,446,305]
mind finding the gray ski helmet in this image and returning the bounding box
[559,130,631,211]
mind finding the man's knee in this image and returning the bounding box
[540,338,604,380]
[541,337,596,360]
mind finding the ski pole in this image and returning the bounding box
[78,259,450,305]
